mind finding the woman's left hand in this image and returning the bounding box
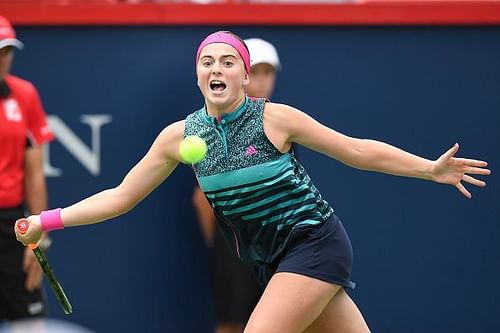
[432,143,491,198]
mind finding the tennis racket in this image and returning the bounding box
[16,219,73,315]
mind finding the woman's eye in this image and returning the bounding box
[224,61,233,67]
[203,61,212,67]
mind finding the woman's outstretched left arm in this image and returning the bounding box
[265,103,491,198]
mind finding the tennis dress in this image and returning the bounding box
[185,96,355,288]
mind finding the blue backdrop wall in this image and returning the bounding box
[10,26,500,332]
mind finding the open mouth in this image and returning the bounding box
[210,80,227,93]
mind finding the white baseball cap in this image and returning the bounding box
[244,38,281,70]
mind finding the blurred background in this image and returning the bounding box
[0,0,499,332]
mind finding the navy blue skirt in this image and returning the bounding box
[255,214,356,289]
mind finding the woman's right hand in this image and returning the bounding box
[15,216,43,246]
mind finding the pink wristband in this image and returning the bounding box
[40,208,64,231]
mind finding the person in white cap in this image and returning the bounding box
[244,38,281,99]
[0,15,54,321]
[192,37,282,333]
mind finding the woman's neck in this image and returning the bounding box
[205,94,246,117]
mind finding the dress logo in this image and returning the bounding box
[245,145,258,156]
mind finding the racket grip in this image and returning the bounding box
[16,219,39,250]
[16,218,30,234]
[17,219,73,314]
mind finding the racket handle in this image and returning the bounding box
[16,219,38,250]
[16,219,73,314]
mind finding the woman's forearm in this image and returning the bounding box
[60,187,136,227]
[353,139,435,180]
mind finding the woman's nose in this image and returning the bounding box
[211,62,222,74]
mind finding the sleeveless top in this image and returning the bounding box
[185,96,333,265]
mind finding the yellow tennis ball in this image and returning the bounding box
[179,135,207,164]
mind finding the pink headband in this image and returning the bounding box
[196,31,250,74]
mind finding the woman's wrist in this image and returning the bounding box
[426,160,437,182]
[40,208,64,232]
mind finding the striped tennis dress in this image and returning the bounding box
[185,97,334,268]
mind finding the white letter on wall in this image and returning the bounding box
[44,115,112,177]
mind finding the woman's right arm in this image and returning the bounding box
[17,120,185,245]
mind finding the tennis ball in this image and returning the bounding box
[179,135,207,164]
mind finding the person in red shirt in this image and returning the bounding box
[0,15,55,321]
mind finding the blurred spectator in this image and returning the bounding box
[0,15,54,322]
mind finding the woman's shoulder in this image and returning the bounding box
[153,120,185,161]
[264,102,302,121]
[262,102,310,142]
[158,120,185,142]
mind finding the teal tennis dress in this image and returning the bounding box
[185,96,355,288]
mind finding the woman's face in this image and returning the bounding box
[196,43,248,113]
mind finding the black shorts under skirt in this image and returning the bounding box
[254,214,356,290]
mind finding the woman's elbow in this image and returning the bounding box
[340,138,366,169]
[111,187,141,216]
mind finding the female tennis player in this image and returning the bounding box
[15,31,490,333]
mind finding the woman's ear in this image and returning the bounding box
[242,73,250,86]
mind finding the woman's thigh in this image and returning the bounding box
[244,272,341,333]
[303,288,371,333]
